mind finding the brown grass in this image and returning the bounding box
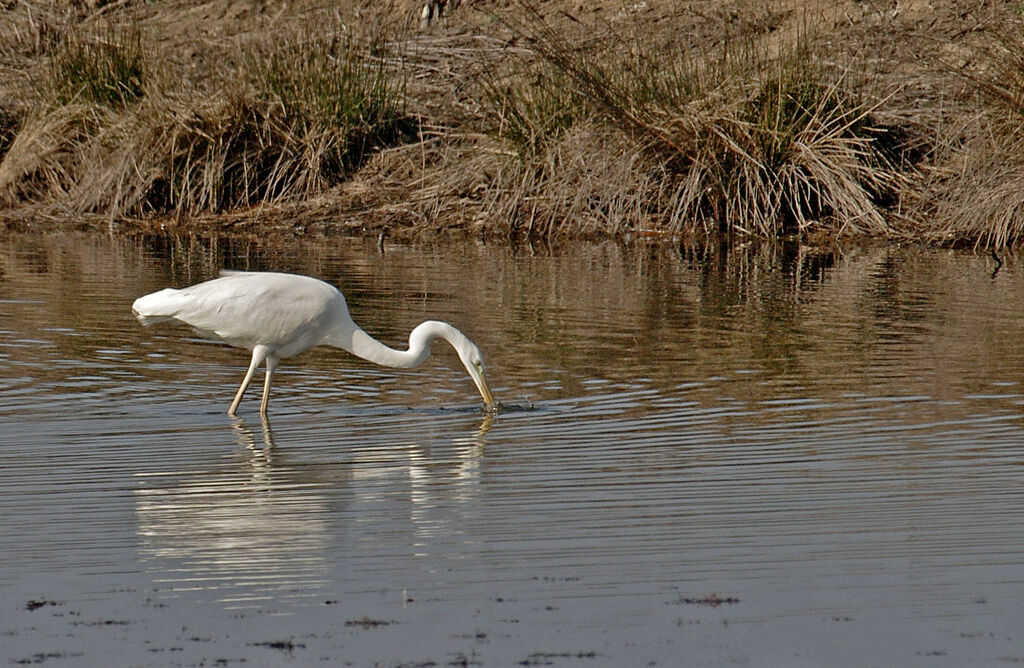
[0,4,412,218]
[465,4,908,239]
[0,0,1023,246]
[916,21,1024,248]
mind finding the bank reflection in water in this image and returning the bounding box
[132,415,491,607]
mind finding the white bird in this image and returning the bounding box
[131,270,495,416]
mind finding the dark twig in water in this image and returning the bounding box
[677,594,740,607]
[345,617,395,629]
[991,247,1003,280]
[25,599,61,611]
[250,639,305,651]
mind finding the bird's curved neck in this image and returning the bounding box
[344,320,461,369]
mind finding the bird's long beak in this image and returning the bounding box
[476,372,496,409]
[462,351,496,410]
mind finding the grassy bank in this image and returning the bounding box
[0,0,1021,247]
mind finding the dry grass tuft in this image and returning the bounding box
[0,11,412,218]
[44,25,146,109]
[471,4,908,239]
[4,0,1024,246]
[0,104,99,207]
[920,21,1024,248]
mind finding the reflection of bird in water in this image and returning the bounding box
[132,271,496,416]
[465,412,493,442]
[135,414,492,606]
[133,427,338,608]
[231,415,275,447]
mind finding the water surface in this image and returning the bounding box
[2,233,1024,666]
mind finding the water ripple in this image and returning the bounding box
[5,238,1024,665]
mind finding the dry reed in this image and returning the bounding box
[921,22,1024,248]
[0,12,411,218]
[471,4,907,239]
[3,0,1024,247]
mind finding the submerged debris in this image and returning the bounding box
[344,617,396,629]
[24,599,61,611]
[250,639,306,651]
[676,594,740,608]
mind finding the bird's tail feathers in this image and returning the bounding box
[131,288,186,326]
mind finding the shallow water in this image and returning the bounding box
[3,233,1024,666]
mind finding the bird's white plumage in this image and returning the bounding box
[134,271,347,358]
[132,270,495,416]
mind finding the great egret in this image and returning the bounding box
[131,270,496,416]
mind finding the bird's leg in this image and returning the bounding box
[229,345,270,416]
[259,355,278,417]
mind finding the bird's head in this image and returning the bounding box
[415,321,496,410]
[457,341,496,410]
